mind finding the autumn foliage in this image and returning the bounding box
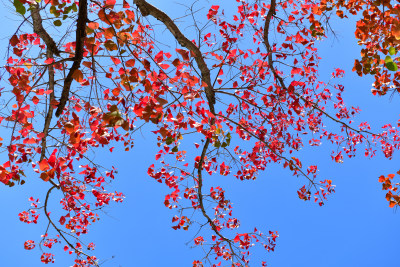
[2,0,400,266]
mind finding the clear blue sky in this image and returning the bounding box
[0,1,399,266]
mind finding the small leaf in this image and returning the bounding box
[389,47,396,56]
[13,0,26,15]
[166,136,174,145]
[214,141,221,148]
[50,5,56,14]
[226,132,231,146]
[53,20,62,27]
[71,3,78,12]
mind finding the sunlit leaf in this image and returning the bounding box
[385,56,398,71]
[389,47,396,56]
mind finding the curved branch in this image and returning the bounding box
[196,139,243,265]
[31,3,60,56]
[197,139,229,241]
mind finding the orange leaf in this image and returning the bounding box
[98,9,111,25]
[40,172,50,182]
[392,21,400,40]
[88,22,99,30]
[126,10,135,20]
[23,138,36,144]
[39,159,50,171]
[112,88,120,96]
[104,28,114,39]
[64,122,75,134]
[72,69,83,82]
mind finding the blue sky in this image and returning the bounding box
[0,1,400,266]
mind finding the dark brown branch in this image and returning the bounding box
[133,0,216,112]
[31,3,60,57]
[263,0,282,88]
[55,0,88,117]
[31,3,60,187]
[40,51,60,190]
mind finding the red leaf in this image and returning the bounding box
[291,67,302,75]
[32,96,40,105]
[23,138,36,144]
[24,240,35,250]
[44,58,54,64]
[10,35,19,46]
[47,149,57,168]
[105,0,116,8]
[123,0,130,8]
[126,59,135,67]
[111,56,121,65]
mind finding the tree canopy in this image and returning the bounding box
[2,0,400,266]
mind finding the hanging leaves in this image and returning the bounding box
[2,0,400,266]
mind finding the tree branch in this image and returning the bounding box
[40,49,55,162]
[55,0,88,117]
[133,0,216,112]
[31,3,60,57]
